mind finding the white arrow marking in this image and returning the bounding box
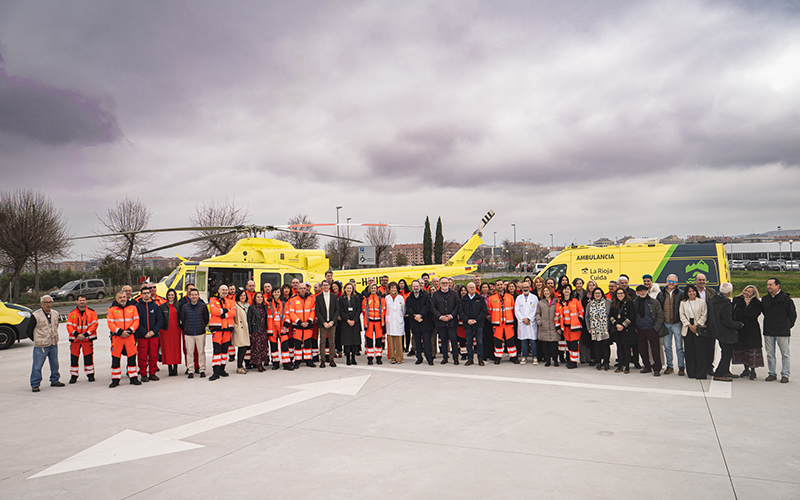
[29,375,371,479]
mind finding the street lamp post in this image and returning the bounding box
[512,224,516,245]
[346,217,351,240]
[790,240,794,261]
[550,233,554,247]
[336,206,342,239]
[778,226,782,260]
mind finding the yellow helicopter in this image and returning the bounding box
[83,211,495,300]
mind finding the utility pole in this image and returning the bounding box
[550,233,554,248]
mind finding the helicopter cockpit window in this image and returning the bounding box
[185,272,195,286]
[161,267,180,288]
[174,276,184,292]
[283,273,303,285]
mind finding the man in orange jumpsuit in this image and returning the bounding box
[289,283,317,368]
[487,281,518,364]
[66,294,98,383]
[107,291,141,387]
[362,284,386,365]
[209,285,235,380]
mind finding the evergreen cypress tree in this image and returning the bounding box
[423,216,433,265]
[434,217,444,264]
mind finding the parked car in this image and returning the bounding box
[764,261,785,271]
[785,260,800,271]
[746,261,763,271]
[730,260,746,271]
[49,279,106,301]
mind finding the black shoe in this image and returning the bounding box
[352,356,357,365]
[284,363,294,371]
[545,361,551,367]
[603,364,610,371]
[368,358,373,365]
[633,363,642,369]
[31,386,40,392]
[749,369,757,380]
[408,349,416,356]
[781,377,789,384]
[553,361,559,367]
[494,359,500,365]
[588,361,596,366]
[188,373,194,379]
[306,361,316,367]
[376,357,382,365]
[765,374,777,382]
[69,375,78,384]
[441,358,448,365]
[511,357,519,365]
[220,368,229,377]
[294,361,301,369]
[200,372,206,378]
[130,377,142,385]
[347,357,353,366]
[453,358,459,365]
[108,379,119,388]
[596,364,602,371]
[272,363,280,370]
[87,374,95,382]
[741,366,751,378]
[209,366,220,381]
[415,359,423,365]
[428,360,434,365]
[228,356,235,363]
[50,381,65,387]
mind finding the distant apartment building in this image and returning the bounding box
[381,242,461,266]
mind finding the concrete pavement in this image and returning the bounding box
[2,322,798,499]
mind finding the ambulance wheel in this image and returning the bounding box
[96,292,104,300]
[0,326,15,350]
[66,294,74,301]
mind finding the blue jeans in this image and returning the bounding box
[465,326,484,360]
[31,345,60,388]
[663,322,684,368]
[765,336,790,378]
[520,339,537,358]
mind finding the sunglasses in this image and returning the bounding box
[667,280,677,283]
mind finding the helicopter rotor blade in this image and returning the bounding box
[273,227,363,243]
[141,231,240,254]
[283,223,421,229]
[71,226,247,241]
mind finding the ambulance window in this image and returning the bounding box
[196,272,206,292]
[541,264,567,280]
[284,273,303,285]
[261,273,280,289]
[185,272,195,286]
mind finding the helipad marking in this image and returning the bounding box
[29,375,371,478]
[345,365,731,399]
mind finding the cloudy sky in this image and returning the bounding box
[1,0,799,259]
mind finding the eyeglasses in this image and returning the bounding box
[667,280,677,283]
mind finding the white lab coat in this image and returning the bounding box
[385,294,406,337]
[515,292,539,340]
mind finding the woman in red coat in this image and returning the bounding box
[160,289,183,376]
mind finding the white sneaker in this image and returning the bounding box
[533,358,539,365]
[520,358,527,365]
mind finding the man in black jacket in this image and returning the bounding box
[460,282,488,366]
[707,283,745,382]
[431,277,460,365]
[762,277,797,383]
[179,289,209,378]
[406,280,433,365]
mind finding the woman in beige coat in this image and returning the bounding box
[232,289,251,374]
[536,286,560,366]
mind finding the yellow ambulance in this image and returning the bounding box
[536,241,730,290]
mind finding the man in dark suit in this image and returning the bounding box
[315,280,339,367]
[406,280,434,365]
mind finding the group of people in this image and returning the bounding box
[29,270,796,392]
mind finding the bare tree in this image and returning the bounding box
[97,197,154,285]
[276,214,319,249]
[189,198,250,257]
[325,238,354,270]
[365,224,397,268]
[0,190,71,302]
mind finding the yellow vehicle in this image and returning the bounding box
[0,301,34,350]
[154,212,495,300]
[537,241,730,291]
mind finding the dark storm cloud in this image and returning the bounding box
[0,55,121,145]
